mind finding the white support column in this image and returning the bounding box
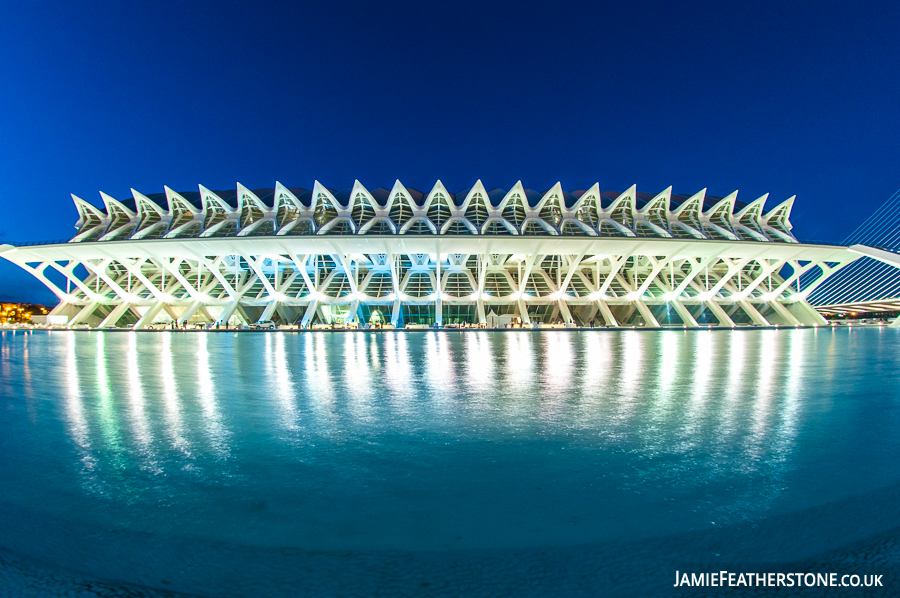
[197,305,216,323]
[391,300,401,327]
[476,301,486,324]
[82,259,131,300]
[670,256,715,297]
[99,302,133,328]
[741,259,785,296]
[518,251,543,298]
[134,302,165,329]
[705,257,754,299]
[163,304,181,322]
[10,261,70,302]
[634,300,660,327]
[737,299,770,325]
[259,300,278,323]
[770,260,819,297]
[218,300,241,326]
[703,301,735,327]
[301,300,318,328]
[119,258,169,303]
[68,301,100,326]
[558,251,588,295]
[767,300,801,325]
[518,299,531,325]
[597,252,635,296]
[476,254,487,324]
[240,253,279,298]
[671,300,698,327]
[161,258,207,303]
[193,255,238,300]
[49,302,72,317]
[347,299,360,325]
[785,300,829,325]
[434,253,442,326]
[558,300,574,324]
[45,261,105,302]
[635,255,674,296]
[595,300,618,327]
[178,301,203,325]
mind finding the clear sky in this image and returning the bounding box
[1,1,899,303]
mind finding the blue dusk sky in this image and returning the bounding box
[1,1,899,303]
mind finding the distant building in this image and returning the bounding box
[0,302,48,324]
[0,180,859,328]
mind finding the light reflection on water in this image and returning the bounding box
[1,328,900,559]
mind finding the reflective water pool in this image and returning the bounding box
[1,328,899,595]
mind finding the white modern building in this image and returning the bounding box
[0,180,861,328]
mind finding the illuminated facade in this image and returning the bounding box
[0,180,859,328]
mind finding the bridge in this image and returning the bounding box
[808,188,900,325]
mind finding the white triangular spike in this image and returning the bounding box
[131,189,167,217]
[71,194,108,232]
[387,179,418,211]
[638,186,672,215]
[734,193,768,220]
[164,186,199,215]
[198,185,232,213]
[349,180,379,211]
[607,184,637,213]
[762,195,796,225]
[423,180,453,210]
[498,180,528,210]
[274,181,305,211]
[704,191,738,216]
[672,188,706,217]
[236,182,266,212]
[312,180,341,211]
[571,183,602,212]
[99,191,136,218]
[461,179,491,210]
[535,182,565,210]
[759,195,797,242]
[71,194,107,218]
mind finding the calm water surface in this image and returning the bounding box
[1,328,899,595]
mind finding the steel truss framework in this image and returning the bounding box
[1,235,856,328]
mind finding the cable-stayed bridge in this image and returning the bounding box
[809,188,900,320]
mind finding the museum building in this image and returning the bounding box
[0,180,856,328]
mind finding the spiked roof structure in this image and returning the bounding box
[69,180,799,244]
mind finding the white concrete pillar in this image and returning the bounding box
[703,301,735,327]
[259,300,278,323]
[68,301,99,326]
[300,300,318,328]
[558,300,574,324]
[134,302,165,329]
[634,300,660,327]
[738,300,770,326]
[596,301,618,327]
[670,300,698,327]
[99,302,133,328]
[177,301,203,325]
[765,300,800,325]
[217,300,241,326]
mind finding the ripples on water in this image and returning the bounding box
[1,328,899,594]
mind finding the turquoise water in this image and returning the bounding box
[0,328,899,595]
